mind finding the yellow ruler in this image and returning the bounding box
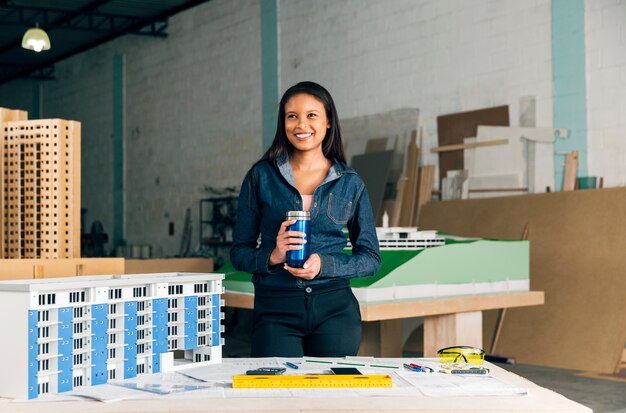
[232,374,392,388]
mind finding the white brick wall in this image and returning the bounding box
[122,0,262,254]
[585,0,626,187]
[279,0,553,169]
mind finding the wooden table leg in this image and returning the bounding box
[423,311,482,357]
[359,320,403,357]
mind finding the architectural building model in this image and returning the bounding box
[0,106,81,259]
[375,227,445,249]
[346,227,446,250]
[0,272,224,400]
[225,232,529,304]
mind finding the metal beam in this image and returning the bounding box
[0,0,211,85]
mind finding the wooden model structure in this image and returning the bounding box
[0,107,81,259]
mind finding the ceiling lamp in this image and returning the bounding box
[21,24,51,52]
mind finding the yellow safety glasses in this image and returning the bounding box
[437,346,485,365]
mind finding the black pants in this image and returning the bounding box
[251,283,362,357]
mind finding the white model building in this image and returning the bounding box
[347,227,446,250]
[0,272,224,400]
[374,227,445,249]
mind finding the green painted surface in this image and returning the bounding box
[261,0,278,152]
[369,240,529,288]
[552,0,588,189]
[113,54,125,247]
[221,239,528,293]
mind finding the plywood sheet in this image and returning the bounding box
[125,258,214,274]
[0,258,124,280]
[418,188,626,373]
[436,105,509,189]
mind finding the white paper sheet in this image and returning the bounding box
[14,358,529,402]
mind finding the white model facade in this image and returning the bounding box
[347,227,446,250]
[0,272,224,400]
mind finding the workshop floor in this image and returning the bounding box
[222,308,626,413]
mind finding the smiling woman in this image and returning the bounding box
[284,93,330,154]
[230,81,381,358]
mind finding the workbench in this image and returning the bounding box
[224,290,545,357]
[0,358,589,413]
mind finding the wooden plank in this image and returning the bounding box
[223,291,254,309]
[359,320,404,357]
[224,290,544,322]
[379,319,402,357]
[359,291,544,322]
[423,311,482,357]
[0,258,124,280]
[431,139,509,153]
[69,120,81,258]
[414,165,435,226]
[391,176,406,227]
[562,150,578,191]
[125,258,214,274]
[469,188,528,193]
[419,188,626,373]
[436,105,509,190]
[399,130,419,226]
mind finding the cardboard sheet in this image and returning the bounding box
[418,188,626,373]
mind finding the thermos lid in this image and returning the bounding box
[286,210,310,219]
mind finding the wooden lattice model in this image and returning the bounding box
[1,107,81,258]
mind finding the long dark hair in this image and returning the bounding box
[260,81,346,163]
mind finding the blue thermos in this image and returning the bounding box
[285,210,310,268]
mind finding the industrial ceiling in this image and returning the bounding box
[0,0,211,85]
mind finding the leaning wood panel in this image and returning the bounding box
[399,130,419,226]
[418,188,626,373]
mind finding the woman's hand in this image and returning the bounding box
[269,219,307,265]
[285,253,321,280]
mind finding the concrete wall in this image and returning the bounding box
[585,0,626,187]
[0,0,624,256]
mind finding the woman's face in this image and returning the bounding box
[284,93,330,155]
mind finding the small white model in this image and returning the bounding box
[347,227,445,250]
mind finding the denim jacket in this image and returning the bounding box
[230,155,380,289]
